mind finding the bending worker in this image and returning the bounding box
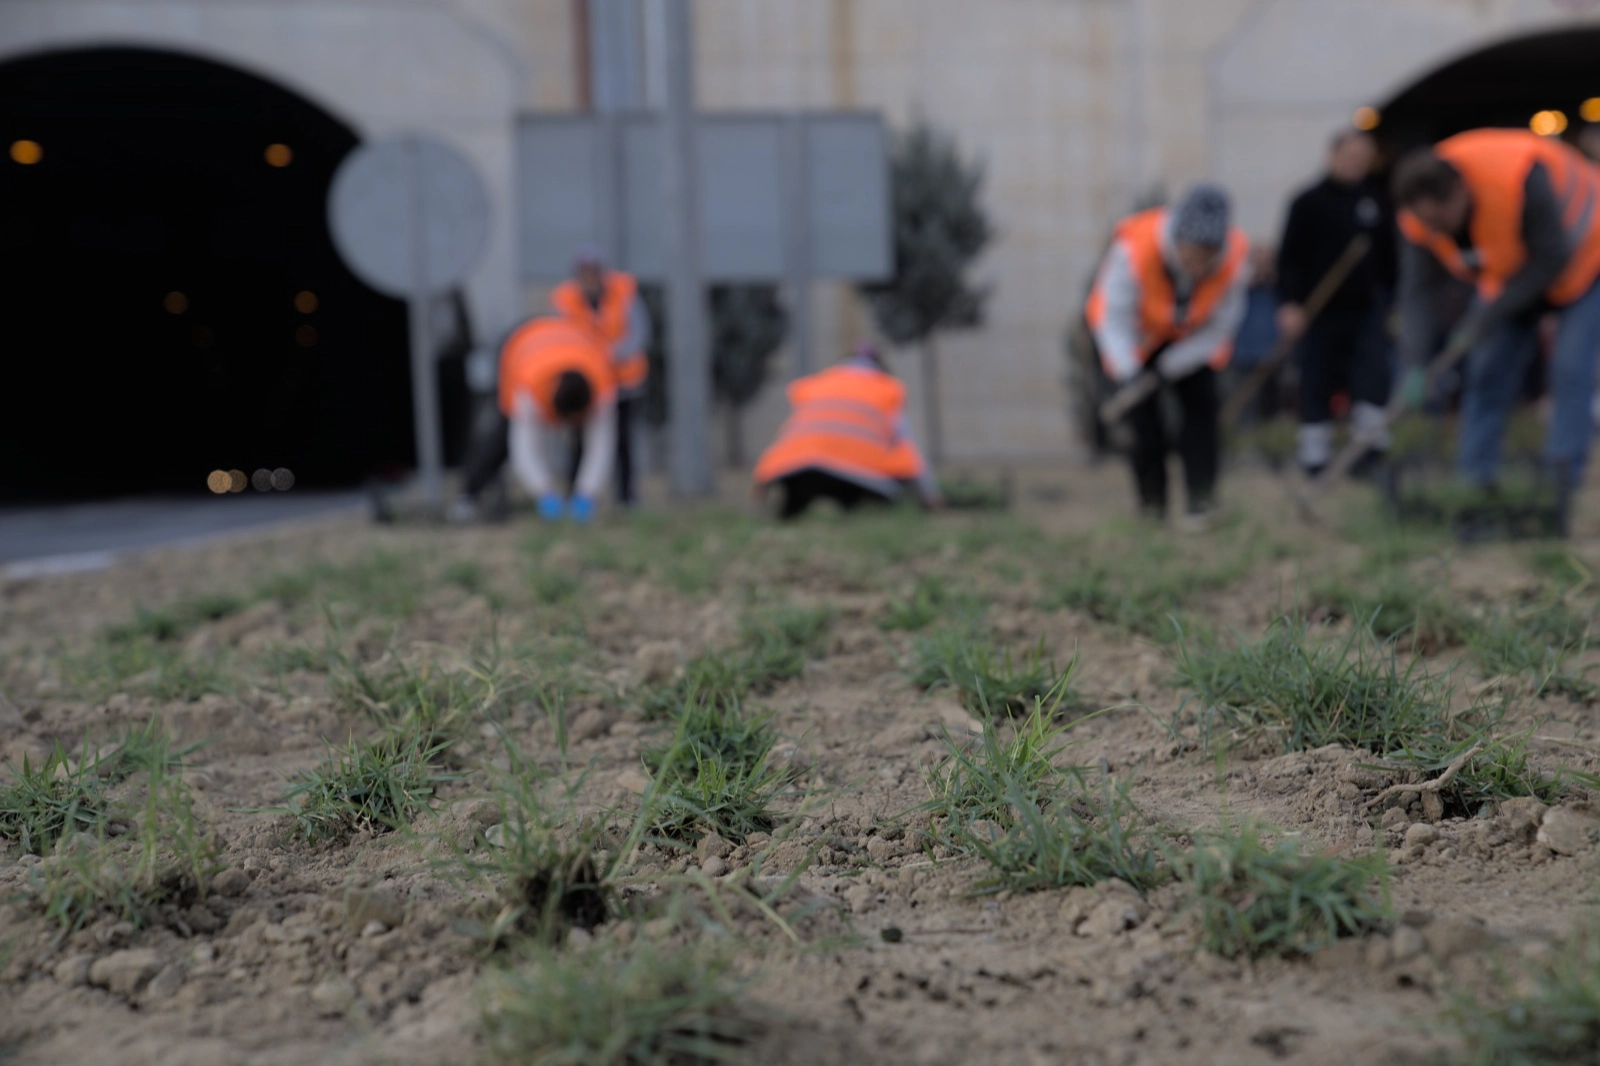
[551,250,650,508]
[1088,184,1252,524]
[456,316,617,522]
[753,343,943,519]
[1392,128,1600,509]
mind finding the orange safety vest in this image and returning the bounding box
[1084,207,1249,373]
[551,272,649,390]
[1397,129,1600,306]
[498,317,617,424]
[753,365,925,487]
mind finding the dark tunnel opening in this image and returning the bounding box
[0,47,417,501]
[1377,28,1600,151]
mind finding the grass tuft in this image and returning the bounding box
[1447,918,1600,1066]
[483,941,752,1065]
[1178,822,1389,959]
[277,731,453,845]
[879,575,980,633]
[0,748,106,856]
[644,698,787,843]
[908,630,1074,717]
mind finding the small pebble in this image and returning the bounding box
[360,920,388,938]
[1404,823,1439,848]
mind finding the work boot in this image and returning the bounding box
[1347,447,1388,483]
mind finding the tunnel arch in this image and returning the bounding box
[1375,26,1600,152]
[0,46,416,499]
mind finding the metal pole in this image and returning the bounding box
[657,0,713,496]
[783,114,813,378]
[404,138,445,511]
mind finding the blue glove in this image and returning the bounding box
[569,495,595,524]
[537,493,564,521]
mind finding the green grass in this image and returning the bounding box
[0,747,106,856]
[258,550,426,617]
[1041,525,1269,641]
[25,744,218,937]
[445,740,614,948]
[908,630,1074,717]
[1467,597,1593,698]
[1528,546,1590,590]
[918,697,1078,833]
[1311,571,1476,651]
[1448,918,1600,1066]
[104,591,247,644]
[59,635,235,701]
[1178,822,1389,959]
[276,730,453,845]
[879,575,981,633]
[1174,618,1451,755]
[483,941,752,1065]
[643,697,788,844]
[635,603,833,721]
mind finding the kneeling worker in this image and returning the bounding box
[1088,184,1252,523]
[753,344,943,519]
[457,317,617,522]
[1391,129,1600,517]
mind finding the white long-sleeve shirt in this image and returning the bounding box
[1091,216,1253,383]
[509,392,617,500]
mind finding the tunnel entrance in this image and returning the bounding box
[1377,27,1600,151]
[0,47,415,501]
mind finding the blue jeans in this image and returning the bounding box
[1458,277,1600,486]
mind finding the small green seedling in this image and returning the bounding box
[277,731,452,844]
[908,630,1073,717]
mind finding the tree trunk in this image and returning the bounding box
[921,336,945,465]
[723,402,745,469]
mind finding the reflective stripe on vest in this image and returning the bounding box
[1397,129,1600,306]
[752,367,923,486]
[1085,207,1249,370]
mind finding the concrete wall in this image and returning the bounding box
[6,0,1599,461]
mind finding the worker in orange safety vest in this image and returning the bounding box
[551,250,651,508]
[1087,184,1252,525]
[1392,129,1600,527]
[753,343,944,519]
[454,317,617,523]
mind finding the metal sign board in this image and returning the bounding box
[328,136,490,512]
[329,136,490,297]
[515,111,891,283]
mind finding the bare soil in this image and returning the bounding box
[2,465,1598,1066]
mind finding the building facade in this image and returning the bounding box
[5,0,1599,466]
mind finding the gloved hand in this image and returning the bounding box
[537,493,564,521]
[568,494,595,524]
[1397,366,1427,411]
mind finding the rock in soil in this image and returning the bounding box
[1404,823,1439,848]
[1389,925,1425,964]
[1536,806,1600,856]
[1422,919,1491,962]
[52,955,95,987]
[345,886,405,933]
[633,641,683,685]
[89,949,163,996]
[567,707,618,743]
[211,868,251,897]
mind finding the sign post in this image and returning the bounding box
[328,135,490,513]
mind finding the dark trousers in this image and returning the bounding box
[567,396,638,504]
[776,469,891,520]
[1125,367,1219,516]
[1298,306,1390,424]
[461,401,509,498]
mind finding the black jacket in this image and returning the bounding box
[1277,176,1395,314]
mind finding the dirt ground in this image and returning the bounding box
[2,463,1598,1066]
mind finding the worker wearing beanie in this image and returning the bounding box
[1087,184,1253,524]
[753,343,944,519]
[1393,129,1600,525]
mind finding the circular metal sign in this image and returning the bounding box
[328,135,490,298]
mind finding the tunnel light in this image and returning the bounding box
[227,469,247,493]
[294,290,319,314]
[1352,106,1380,132]
[164,291,189,315]
[295,324,319,347]
[206,470,231,495]
[264,143,294,168]
[1583,98,1600,124]
[9,140,42,165]
[1531,110,1569,136]
[271,468,295,491]
[251,469,273,492]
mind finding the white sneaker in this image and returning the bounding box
[446,497,479,524]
